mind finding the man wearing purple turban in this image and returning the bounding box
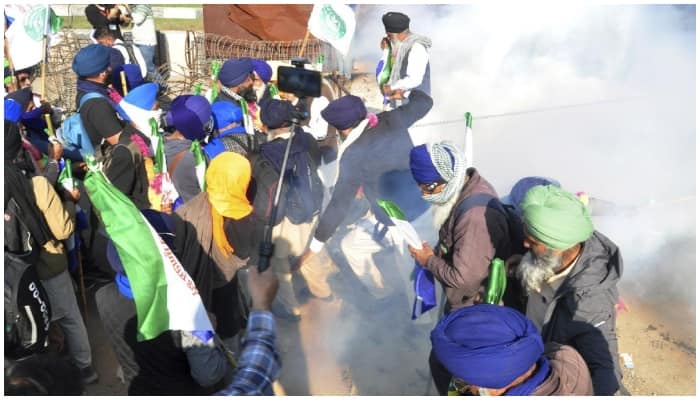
[431,304,593,395]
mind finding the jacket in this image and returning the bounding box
[31,176,74,280]
[313,89,433,243]
[164,138,200,204]
[532,343,594,395]
[425,169,513,310]
[538,231,623,395]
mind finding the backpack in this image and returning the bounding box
[57,92,105,160]
[4,199,51,358]
[450,193,526,260]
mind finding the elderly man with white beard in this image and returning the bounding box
[510,184,623,395]
[407,141,517,395]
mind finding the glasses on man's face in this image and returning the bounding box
[420,180,444,195]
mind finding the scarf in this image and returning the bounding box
[389,33,432,86]
[76,80,115,108]
[422,142,467,205]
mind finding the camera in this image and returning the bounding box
[277,57,322,98]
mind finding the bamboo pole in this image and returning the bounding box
[299,30,311,58]
[120,70,128,95]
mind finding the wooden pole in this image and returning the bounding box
[77,245,89,319]
[299,30,311,58]
[120,70,128,95]
[43,113,54,137]
[40,6,50,99]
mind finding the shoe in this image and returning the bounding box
[81,366,99,385]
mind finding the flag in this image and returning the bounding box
[190,140,206,192]
[4,5,62,71]
[149,117,180,207]
[464,112,474,169]
[307,4,356,56]
[83,160,213,341]
[376,199,437,319]
[57,157,74,192]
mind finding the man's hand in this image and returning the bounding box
[48,140,63,161]
[380,37,390,50]
[248,266,279,311]
[388,89,405,100]
[409,241,434,267]
[381,84,393,96]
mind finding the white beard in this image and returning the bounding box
[516,250,563,294]
[430,192,460,231]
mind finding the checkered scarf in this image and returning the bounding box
[422,141,467,205]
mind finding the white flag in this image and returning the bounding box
[307,4,356,56]
[5,5,62,71]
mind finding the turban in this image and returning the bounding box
[4,99,23,123]
[72,44,112,77]
[521,184,594,250]
[382,12,410,33]
[165,95,213,141]
[409,142,467,204]
[431,304,543,389]
[111,64,145,96]
[502,176,560,215]
[260,99,294,129]
[211,101,245,136]
[252,59,273,83]
[5,87,34,112]
[206,152,253,256]
[121,82,158,112]
[218,58,253,88]
[321,95,367,130]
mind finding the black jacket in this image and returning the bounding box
[313,89,433,243]
[539,231,623,395]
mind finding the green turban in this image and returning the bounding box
[521,185,594,250]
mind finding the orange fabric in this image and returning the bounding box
[206,152,253,256]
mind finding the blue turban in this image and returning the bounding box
[165,95,213,141]
[409,144,441,184]
[111,64,145,96]
[4,99,22,122]
[260,99,294,129]
[252,59,273,83]
[502,176,561,215]
[219,58,253,88]
[321,95,367,130]
[431,304,544,389]
[123,82,159,111]
[72,44,112,77]
[211,101,245,136]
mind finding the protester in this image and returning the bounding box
[431,304,593,395]
[116,81,161,136]
[163,94,213,204]
[93,27,147,78]
[171,152,265,345]
[216,58,256,134]
[13,66,34,90]
[95,209,232,395]
[5,121,98,386]
[256,99,329,320]
[406,141,517,394]
[111,64,145,98]
[511,184,623,395]
[85,4,130,42]
[129,4,159,79]
[204,100,252,161]
[72,43,150,209]
[380,12,432,105]
[298,90,433,286]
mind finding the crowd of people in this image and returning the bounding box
[4,6,624,396]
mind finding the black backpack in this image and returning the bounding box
[4,199,52,358]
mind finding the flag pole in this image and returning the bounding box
[40,5,50,99]
[464,112,473,168]
[299,30,311,58]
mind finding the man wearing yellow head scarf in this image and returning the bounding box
[513,184,624,395]
[172,152,264,346]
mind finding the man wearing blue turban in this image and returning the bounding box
[430,304,593,395]
[511,184,624,395]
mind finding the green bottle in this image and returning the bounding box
[484,258,506,305]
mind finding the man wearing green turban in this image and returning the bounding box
[512,184,623,396]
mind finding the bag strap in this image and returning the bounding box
[78,92,104,111]
[451,193,508,241]
[228,134,252,154]
[167,149,188,177]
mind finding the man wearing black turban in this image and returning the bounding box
[380,11,432,108]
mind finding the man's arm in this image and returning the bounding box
[104,145,137,198]
[85,5,109,28]
[392,89,433,130]
[181,331,230,388]
[390,42,429,92]
[31,176,74,241]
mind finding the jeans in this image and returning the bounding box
[41,269,92,368]
[135,44,157,78]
